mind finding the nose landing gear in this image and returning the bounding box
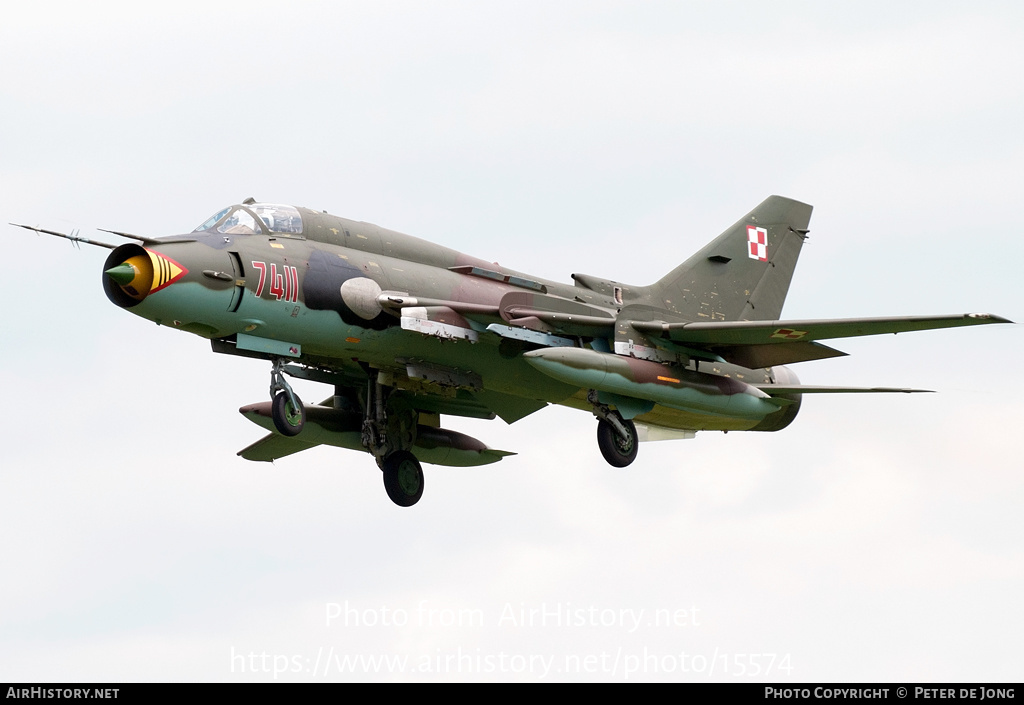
[269,359,305,436]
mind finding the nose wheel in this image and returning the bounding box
[272,390,305,436]
[269,359,305,436]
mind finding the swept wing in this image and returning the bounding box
[631,313,1010,368]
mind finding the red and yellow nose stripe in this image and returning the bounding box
[105,249,188,300]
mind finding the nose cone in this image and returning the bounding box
[105,262,137,286]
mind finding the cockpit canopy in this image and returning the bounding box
[193,203,303,236]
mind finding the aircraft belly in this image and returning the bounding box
[232,311,773,429]
[219,306,782,435]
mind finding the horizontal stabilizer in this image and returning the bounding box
[706,341,848,368]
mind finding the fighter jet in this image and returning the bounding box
[13,196,1011,506]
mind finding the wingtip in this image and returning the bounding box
[967,313,1014,324]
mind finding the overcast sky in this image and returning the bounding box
[1,1,1021,682]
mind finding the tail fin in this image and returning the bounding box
[651,196,812,322]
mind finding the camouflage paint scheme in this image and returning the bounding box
[14,196,1011,505]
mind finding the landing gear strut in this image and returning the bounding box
[589,390,639,467]
[270,359,304,436]
[361,374,424,507]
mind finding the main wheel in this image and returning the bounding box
[272,391,305,436]
[382,450,424,507]
[596,417,638,467]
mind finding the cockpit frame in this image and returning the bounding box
[194,203,304,239]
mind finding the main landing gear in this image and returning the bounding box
[589,390,639,467]
[361,376,424,507]
[264,361,423,507]
[381,450,424,507]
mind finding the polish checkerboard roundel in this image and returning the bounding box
[747,225,768,261]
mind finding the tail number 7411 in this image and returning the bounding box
[251,261,299,302]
